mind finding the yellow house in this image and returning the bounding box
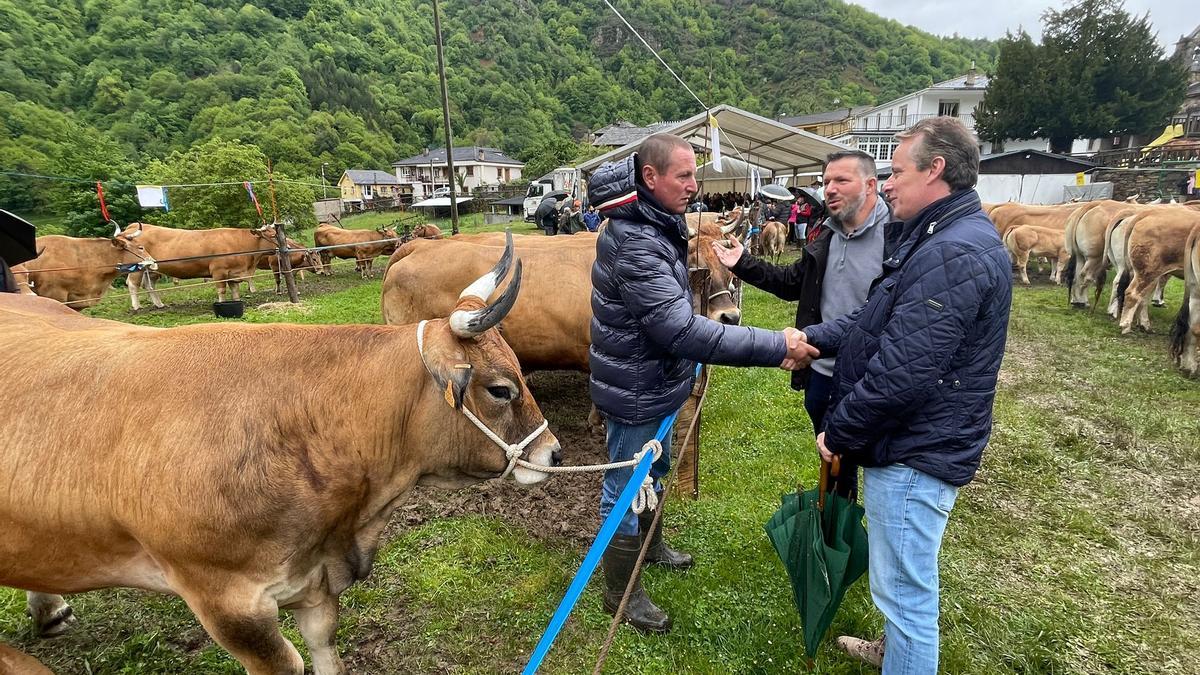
[338,170,405,205]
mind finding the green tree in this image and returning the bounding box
[977,0,1186,153]
[144,138,316,231]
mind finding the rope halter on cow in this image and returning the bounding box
[410,232,663,507]
[416,318,548,479]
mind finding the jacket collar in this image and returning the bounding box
[882,189,981,272]
[595,154,689,242]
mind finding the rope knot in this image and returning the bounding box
[629,439,664,514]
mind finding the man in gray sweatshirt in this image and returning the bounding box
[714,150,889,435]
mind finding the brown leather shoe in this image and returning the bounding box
[836,635,884,668]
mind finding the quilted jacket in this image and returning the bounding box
[803,190,1012,487]
[589,155,787,425]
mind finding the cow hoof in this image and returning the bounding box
[1071,302,1089,309]
[1152,301,1167,308]
[29,605,75,638]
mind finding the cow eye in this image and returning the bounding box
[487,385,513,401]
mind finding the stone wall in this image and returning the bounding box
[1091,169,1193,201]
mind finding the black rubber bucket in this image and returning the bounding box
[212,300,244,318]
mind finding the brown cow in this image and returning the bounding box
[1063,200,1148,307]
[1116,208,1200,333]
[313,224,398,278]
[10,264,36,296]
[250,238,325,294]
[0,643,52,675]
[23,230,156,311]
[123,223,278,310]
[1,239,558,675]
[1170,224,1200,375]
[382,222,743,374]
[1097,206,1176,317]
[1004,225,1068,285]
[411,223,442,239]
[760,220,787,264]
[989,201,1083,238]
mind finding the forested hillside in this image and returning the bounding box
[0,0,996,221]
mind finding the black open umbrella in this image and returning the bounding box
[0,210,38,266]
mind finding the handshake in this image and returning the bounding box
[780,327,819,371]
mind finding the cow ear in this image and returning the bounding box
[436,363,473,410]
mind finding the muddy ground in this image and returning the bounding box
[390,370,610,548]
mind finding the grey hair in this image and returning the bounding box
[895,117,979,191]
[824,150,877,180]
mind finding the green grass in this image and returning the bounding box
[4,263,1198,674]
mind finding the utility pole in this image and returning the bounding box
[432,0,460,234]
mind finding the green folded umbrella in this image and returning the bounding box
[764,458,869,660]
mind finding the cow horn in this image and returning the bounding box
[449,259,523,337]
[112,222,121,238]
[457,229,514,302]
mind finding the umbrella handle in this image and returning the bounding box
[817,456,840,511]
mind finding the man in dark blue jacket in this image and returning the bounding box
[799,118,1012,672]
[590,133,817,633]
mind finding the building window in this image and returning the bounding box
[465,165,475,177]
[898,105,908,126]
[938,100,960,117]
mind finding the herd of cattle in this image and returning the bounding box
[988,197,1200,375]
[4,197,1200,672]
[11,221,444,311]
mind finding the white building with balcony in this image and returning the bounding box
[831,70,1094,168]
[392,146,524,199]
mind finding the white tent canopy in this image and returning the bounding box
[410,196,473,208]
[577,104,853,177]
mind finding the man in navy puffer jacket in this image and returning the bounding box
[589,133,817,633]
[800,118,1012,672]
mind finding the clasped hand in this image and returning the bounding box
[780,327,819,371]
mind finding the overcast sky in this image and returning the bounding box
[847,0,1193,52]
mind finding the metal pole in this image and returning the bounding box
[432,0,460,235]
[320,163,328,199]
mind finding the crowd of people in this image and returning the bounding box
[588,118,1011,674]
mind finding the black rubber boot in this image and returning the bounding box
[601,534,672,633]
[638,508,694,570]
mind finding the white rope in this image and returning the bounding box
[416,319,549,479]
[414,319,663,504]
[601,0,707,110]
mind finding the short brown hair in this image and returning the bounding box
[895,117,979,191]
[638,133,693,173]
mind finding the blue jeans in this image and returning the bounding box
[600,418,673,536]
[803,370,835,436]
[864,464,958,675]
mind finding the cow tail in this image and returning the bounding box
[1170,294,1189,364]
[1172,234,1199,364]
[1115,268,1132,315]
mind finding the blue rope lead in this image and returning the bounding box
[521,412,678,675]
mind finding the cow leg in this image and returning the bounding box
[1152,276,1169,307]
[128,270,144,311]
[1119,274,1155,334]
[1186,294,1200,376]
[1107,268,1123,318]
[25,592,75,637]
[293,595,346,675]
[1017,249,1031,285]
[319,251,331,275]
[145,273,165,309]
[182,586,304,675]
